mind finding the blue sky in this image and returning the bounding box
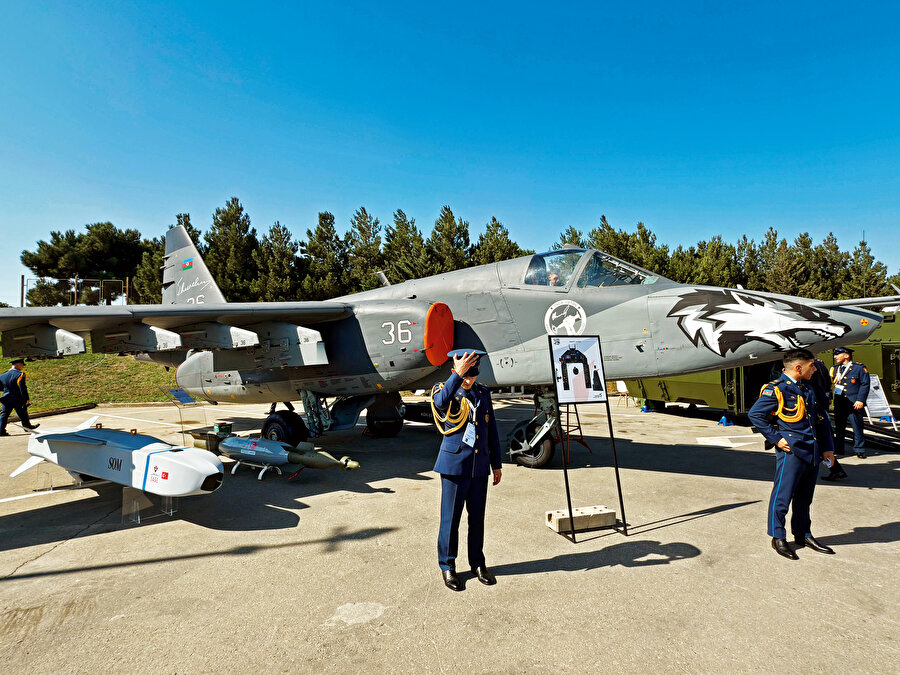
[1,2,898,305]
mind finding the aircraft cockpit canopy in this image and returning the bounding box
[523,249,659,288]
[577,251,659,287]
[524,250,585,287]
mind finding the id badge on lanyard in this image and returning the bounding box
[462,397,480,447]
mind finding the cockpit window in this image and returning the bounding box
[524,250,585,286]
[577,252,658,287]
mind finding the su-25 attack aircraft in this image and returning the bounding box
[0,223,897,468]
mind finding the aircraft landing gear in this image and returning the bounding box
[261,409,309,446]
[365,392,405,438]
[507,390,559,468]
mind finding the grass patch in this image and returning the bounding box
[17,352,176,413]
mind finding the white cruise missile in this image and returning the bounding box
[10,416,224,497]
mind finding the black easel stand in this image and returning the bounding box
[558,399,628,543]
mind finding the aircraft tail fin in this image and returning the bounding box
[10,455,44,478]
[162,225,226,305]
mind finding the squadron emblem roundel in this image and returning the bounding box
[544,300,587,336]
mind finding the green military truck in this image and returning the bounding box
[625,313,899,413]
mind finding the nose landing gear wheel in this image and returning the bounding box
[508,419,556,468]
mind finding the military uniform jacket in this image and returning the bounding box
[0,368,28,406]
[748,373,828,464]
[829,361,870,404]
[432,372,502,477]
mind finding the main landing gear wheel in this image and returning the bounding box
[261,410,309,446]
[508,419,556,468]
[365,392,405,438]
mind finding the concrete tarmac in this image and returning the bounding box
[0,399,897,674]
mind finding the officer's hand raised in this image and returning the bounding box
[453,351,480,378]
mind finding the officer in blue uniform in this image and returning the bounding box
[431,349,502,591]
[748,349,835,560]
[811,358,848,481]
[0,358,39,436]
[830,346,870,458]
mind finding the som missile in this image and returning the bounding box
[191,433,360,471]
[11,416,224,497]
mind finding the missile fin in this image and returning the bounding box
[10,455,44,478]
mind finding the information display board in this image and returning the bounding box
[549,335,606,404]
[865,374,894,420]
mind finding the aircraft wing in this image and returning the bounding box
[0,302,352,358]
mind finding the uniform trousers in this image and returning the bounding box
[438,474,489,572]
[768,449,818,540]
[0,401,31,433]
[833,396,865,453]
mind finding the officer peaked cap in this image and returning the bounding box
[833,347,853,355]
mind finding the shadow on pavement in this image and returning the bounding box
[818,520,900,546]
[0,524,396,582]
[493,540,701,577]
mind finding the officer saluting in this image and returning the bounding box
[430,349,502,591]
[748,349,835,560]
[0,358,40,436]
[830,346,870,458]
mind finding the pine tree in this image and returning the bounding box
[203,198,259,302]
[585,216,626,257]
[301,212,349,300]
[765,239,797,296]
[813,233,850,300]
[793,232,820,298]
[630,222,669,276]
[844,240,888,298]
[473,217,527,266]
[736,236,764,290]
[383,209,428,283]
[666,245,697,284]
[692,236,740,287]
[552,225,586,250]
[346,207,384,292]
[425,206,471,275]
[251,221,304,301]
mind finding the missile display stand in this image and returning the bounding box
[122,487,178,524]
[229,459,283,481]
[548,335,629,543]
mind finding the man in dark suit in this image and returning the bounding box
[0,358,39,436]
[830,346,871,458]
[431,349,502,591]
[748,349,835,560]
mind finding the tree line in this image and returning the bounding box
[19,197,899,306]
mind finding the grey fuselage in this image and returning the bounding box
[172,249,880,403]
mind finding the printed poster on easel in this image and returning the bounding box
[549,335,606,404]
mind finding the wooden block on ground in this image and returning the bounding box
[546,505,616,533]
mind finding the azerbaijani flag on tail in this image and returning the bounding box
[182,258,194,270]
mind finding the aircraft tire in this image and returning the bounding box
[509,419,555,468]
[366,417,404,438]
[262,411,309,446]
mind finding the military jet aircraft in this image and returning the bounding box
[1,224,897,467]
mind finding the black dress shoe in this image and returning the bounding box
[856,452,866,459]
[771,538,798,560]
[22,423,39,430]
[471,565,496,585]
[795,536,835,554]
[442,569,462,591]
[821,469,848,481]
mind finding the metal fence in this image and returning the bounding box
[24,278,127,307]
